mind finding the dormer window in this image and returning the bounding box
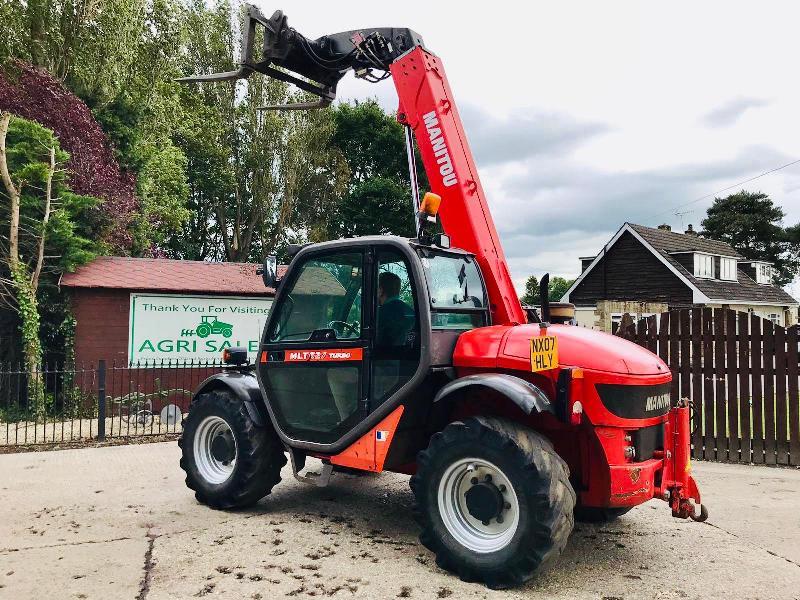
[756,263,773,285]
[693,253,714,278]
[738,260,774,285]
[720,257,737,281]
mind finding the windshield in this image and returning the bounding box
[420,252,486,309]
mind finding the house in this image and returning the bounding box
[561,223,799,332]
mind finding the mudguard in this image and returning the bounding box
[433,373,555,415]
[192,370,266,427]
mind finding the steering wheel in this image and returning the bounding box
[328,320,360,338]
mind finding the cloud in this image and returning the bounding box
[486,145,795,289]
[459,104,610,166]
[494,144,792,237]
[503,228,613,290]
[702,97,770,127]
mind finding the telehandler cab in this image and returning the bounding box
[178,6,706,588]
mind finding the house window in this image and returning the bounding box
[693,253,714,278]
[720,257,737,281]
[756,264,773,285]
[768,313,780,325]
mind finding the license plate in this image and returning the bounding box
[530,335,558,372]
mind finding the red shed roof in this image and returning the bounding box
[60,257,276,296]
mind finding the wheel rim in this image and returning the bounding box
[193,416,237,484]
[437,457,520,554]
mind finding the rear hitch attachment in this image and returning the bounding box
[671,496,708,522]
[662,398,709,522]
[690,503,709,523]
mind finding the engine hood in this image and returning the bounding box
[454,324,669,376]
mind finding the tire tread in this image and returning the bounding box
[411,416,575,588]
[179,390,286,510]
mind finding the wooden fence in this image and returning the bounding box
[616,308,800,466]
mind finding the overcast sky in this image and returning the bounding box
[258,1,800,297]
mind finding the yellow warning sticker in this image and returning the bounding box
[530,335,558,372]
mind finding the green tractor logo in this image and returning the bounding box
[195,315,233,339]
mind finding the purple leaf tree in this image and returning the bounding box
[0,61,138,252]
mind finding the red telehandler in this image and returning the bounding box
[178,5,706,588]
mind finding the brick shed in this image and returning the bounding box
[60,257,276,368]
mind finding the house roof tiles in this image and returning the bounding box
[60,257,277,296]
[628,223,797,305]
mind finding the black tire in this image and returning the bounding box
[573,505,632,523]
[410,416,575,589]
[179,390,286,509]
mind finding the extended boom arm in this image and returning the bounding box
[178,5,424,109]
[180,6,526,325]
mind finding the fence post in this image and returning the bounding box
[97,360,106,441]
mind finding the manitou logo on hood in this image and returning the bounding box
[645,393,671,413]
[423,111,458,187]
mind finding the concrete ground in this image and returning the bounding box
[0,443,799,600]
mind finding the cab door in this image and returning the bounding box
[258,249,371,445]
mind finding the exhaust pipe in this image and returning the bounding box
[539,273,550,326]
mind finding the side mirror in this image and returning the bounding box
[258,255,280,288]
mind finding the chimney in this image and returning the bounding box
[657,223,671,231]
[685,224,697,236]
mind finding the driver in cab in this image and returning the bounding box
[329,271,415,422]
[376,272,414,349]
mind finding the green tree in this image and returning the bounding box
[81,0,191,254]
[701,190,799,286]
[520,275,540,306]
[0,113,99,410]
[326,100,426,240]
[0,0,152,105]
[519,274,574,306]
[549,277,575,302]
[170,0,347,262]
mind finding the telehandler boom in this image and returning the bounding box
[178,6,706,588]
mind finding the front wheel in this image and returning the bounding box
[411,417,575,589]
[179,390,286,509]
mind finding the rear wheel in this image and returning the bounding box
[411,417,575,589]
[179,390,286,509]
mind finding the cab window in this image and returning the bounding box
[373,249,420,404]
[268,252,363,342]
[419,251,488,330]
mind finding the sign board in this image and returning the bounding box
[129,294,273,365]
